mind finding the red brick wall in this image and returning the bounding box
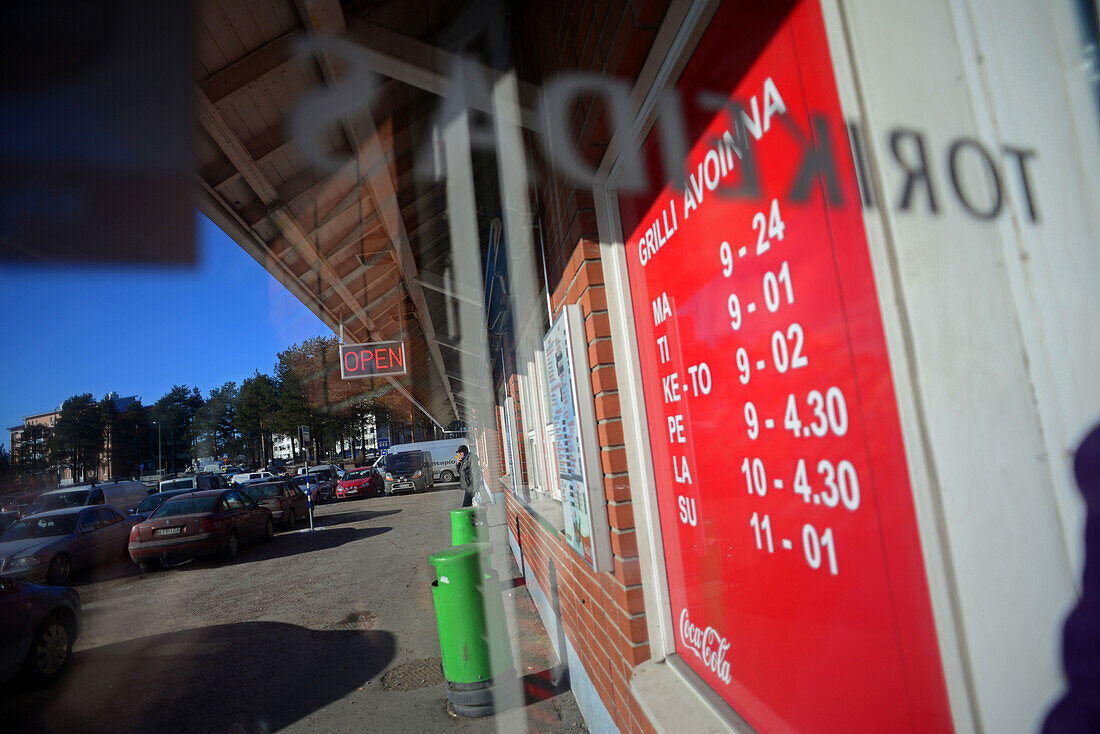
[505,241,653,734]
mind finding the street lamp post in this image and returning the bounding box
[153,421,162,475]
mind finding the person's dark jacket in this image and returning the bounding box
[459,451,482,504]
[1044,423,1100,733]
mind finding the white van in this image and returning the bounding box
[159,474,231,492]
[230,470,276,486]
[22,480,149,516]
[386,438,468,483]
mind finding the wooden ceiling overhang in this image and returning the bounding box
[194,0,531,428]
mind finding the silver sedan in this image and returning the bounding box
[0,506,135,585]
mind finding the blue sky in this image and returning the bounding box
[0,214,331,447]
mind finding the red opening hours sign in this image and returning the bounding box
[622,1,953,731]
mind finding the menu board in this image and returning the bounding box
[544,305,612,572]
[622,1,953,731]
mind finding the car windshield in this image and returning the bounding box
[242,483,283,499]
[2,514,77,540]
[26,490,89,515]
[151,496,219,518]
[343,469,371,481]
[160,479,194,492]
[385,452,422,473]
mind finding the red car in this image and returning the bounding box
[240,481,308,530]
[335,467,382,500]
[127,489,273,572]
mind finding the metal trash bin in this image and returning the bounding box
[428,542,514,717]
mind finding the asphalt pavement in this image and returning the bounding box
[1,483,587,734]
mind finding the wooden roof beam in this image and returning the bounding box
[196,87,381,340]
[201,30,303,103]
[297,0,458,423]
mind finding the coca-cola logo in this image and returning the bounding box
[679,608,732,685]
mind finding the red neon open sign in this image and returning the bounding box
[339,341,407,378]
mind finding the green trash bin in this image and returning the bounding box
[428,542,513,716]
[450,507,488,545]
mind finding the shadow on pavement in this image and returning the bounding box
[0,621,397,734]
[152,526,392,572]
[317,508,402,527]
[69,557,143,587]
[234,525,392,565]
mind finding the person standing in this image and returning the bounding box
[457,444,482,507]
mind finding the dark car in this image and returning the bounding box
[291,471,336,504]
[335,466,383,500]
[265,459,289,475]
[128,489,195,522]
[127,489,273,572]
[382,450,435,495]
[4,491,40,515]
[0,511,19,534]
[0,578,81,684]
[241,481,308,530]
[0,506,136,585]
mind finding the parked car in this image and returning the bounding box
[0,506,136,585]
[382,450,435,495]
[0,511,19,534]
[127,489,274,571]
[241,481,308,529]
[229,470,276,486]
[265,459,289,475]
[129,489,195,522]
[22,481,148,516]
[335,466,383,500]
[386,438,467,482]
[0,578,81,684]
[158,474,230,493]
[292,468,337,503]
[1,493,37,512]
[296,463,344,479]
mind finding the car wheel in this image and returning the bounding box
[22,612,74,682]
[221,532,239,562]
[440,470,455,483]
[285,510,296,530]
[263,518,274,542]
[139,561,160,573]
[45,554,71,585]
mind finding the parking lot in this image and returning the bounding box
[1,484,586,733]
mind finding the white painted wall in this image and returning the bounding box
[831,0,1100,731]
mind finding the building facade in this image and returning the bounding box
[9,392,141,485]
[478,2,1100,733]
